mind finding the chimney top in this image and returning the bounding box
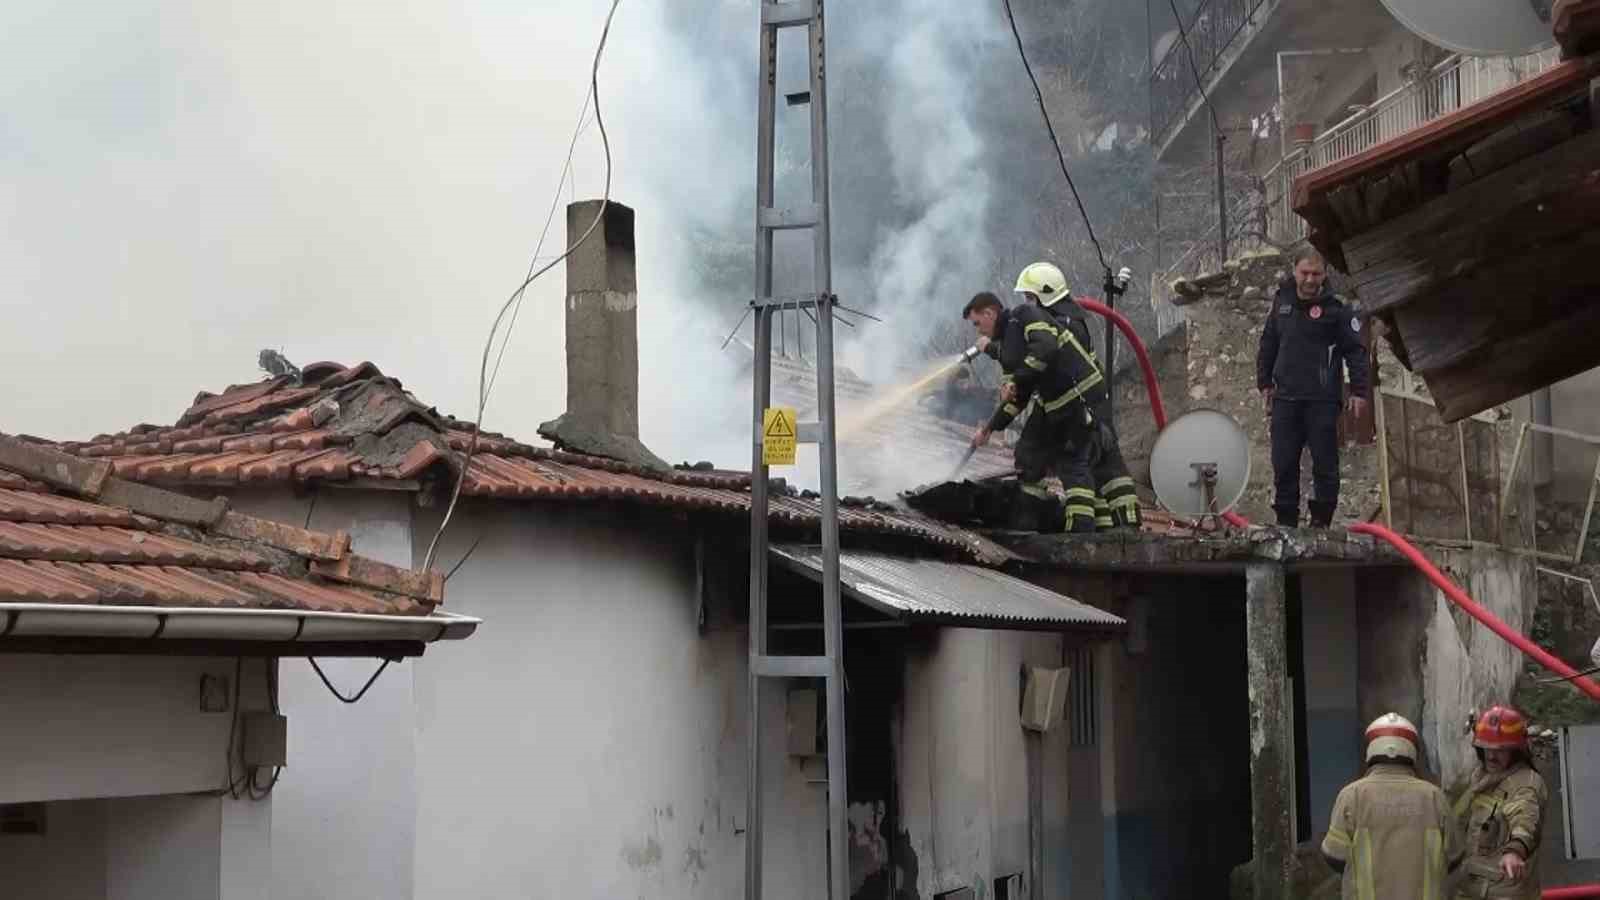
[537,200,668,471]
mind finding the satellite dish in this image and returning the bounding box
[1378,0,1555,57]
[1150,409,1252,517]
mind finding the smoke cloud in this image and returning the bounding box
[1,0,1152,498]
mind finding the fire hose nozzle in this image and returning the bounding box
[959,345,981,364]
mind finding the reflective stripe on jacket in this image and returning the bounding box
[1322,763,1462,900]
[1453,763,1547,899]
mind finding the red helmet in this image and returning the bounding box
[1472,705,1529,750]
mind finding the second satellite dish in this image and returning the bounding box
[1150,409,1252,517]
[1378,0,1554,56]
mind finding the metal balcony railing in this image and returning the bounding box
[1262,48,1561,243]
[1150,0,1272,148]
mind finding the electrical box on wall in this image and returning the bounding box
[1020,666,1070,733]
[787,688,819,757]
[243,713,288,768]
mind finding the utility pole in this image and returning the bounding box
[746,2,848,899]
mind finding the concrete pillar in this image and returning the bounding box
[563,199,638,439]
[1246,563,1293,900]
[538,200,666,469]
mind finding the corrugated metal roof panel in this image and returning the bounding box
[771,544,1124,629]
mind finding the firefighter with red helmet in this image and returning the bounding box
[1454,704,1548,899]
[1322,713,1462,899]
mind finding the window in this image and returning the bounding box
[1069,647,1098,748]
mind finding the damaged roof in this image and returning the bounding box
[0,435,470,643]
[59,361,1009,563]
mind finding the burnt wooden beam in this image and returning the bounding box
[1419,297,1600,422]
[1342,126,1600,319]
[1555,0,1600,58]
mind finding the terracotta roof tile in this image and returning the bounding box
[61,361,1006,561]
[0,438,437,616]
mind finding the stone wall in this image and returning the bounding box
[1115,250,1382,524]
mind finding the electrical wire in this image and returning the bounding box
[309,657,393,704]
[421,0,622,573]
[485,89,596,404]
[444,533,486,583]
[999,0,1111,279]
[1165,0,1222,136]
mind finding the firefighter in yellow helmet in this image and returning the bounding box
[1005,261,1141,531]
[1322,713,1463,899]
[1454,704,1547,899]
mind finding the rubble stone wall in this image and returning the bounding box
[1115,250,1382,524]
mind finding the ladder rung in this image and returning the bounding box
[761,0,815,27]
[752,654,831,678]
[758,205,819,230]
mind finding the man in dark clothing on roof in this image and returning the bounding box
[1257,247,1370,528]
[965,291,1105,533]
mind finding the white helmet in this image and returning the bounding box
[1364,713,1419,764]
[1014,261,1070,307]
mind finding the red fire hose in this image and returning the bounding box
[1349,521,1600,703]
[1077,297,1250,529]
[1078,296,1600,895]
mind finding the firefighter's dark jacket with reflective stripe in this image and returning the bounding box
[983,304,1104,433]
[1257,281,1370,403]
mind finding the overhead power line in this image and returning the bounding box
[421,0,622,573]
[999,0,1112,279]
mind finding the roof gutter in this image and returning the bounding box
[0,604,480,644]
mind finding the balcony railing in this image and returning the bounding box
[1150,0,1272,148]
[1262,48,1561,244]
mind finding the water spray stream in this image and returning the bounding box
[838,357,966,441]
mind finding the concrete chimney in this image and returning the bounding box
[538,200,668,470]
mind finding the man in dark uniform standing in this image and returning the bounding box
[965,292,1105,533]
[1257,247,1370,527]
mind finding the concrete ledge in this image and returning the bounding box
[995,527,1410,572]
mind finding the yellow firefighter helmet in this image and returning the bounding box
[1013,261,1070,307]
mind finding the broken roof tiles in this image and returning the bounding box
[61,362,1007,561]
[0,434,440,615]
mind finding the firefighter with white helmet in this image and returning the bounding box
[1454,704,1548,899]
[1322,713,1463,899]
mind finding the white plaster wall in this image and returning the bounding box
[0,799,108,900]
[0,656,239,803]
[897,628,1069,900]
[1419,546,1536,791]
[226,488,420,900]
[410,501,746,900]
[759,679,826,900]
[106,795,222,900]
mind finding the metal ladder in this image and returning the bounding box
[746,2,847,899]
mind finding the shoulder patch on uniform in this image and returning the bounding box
[1351,317,1361,332]
[1278,304,1291,315]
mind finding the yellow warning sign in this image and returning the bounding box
[762,406,798,466]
